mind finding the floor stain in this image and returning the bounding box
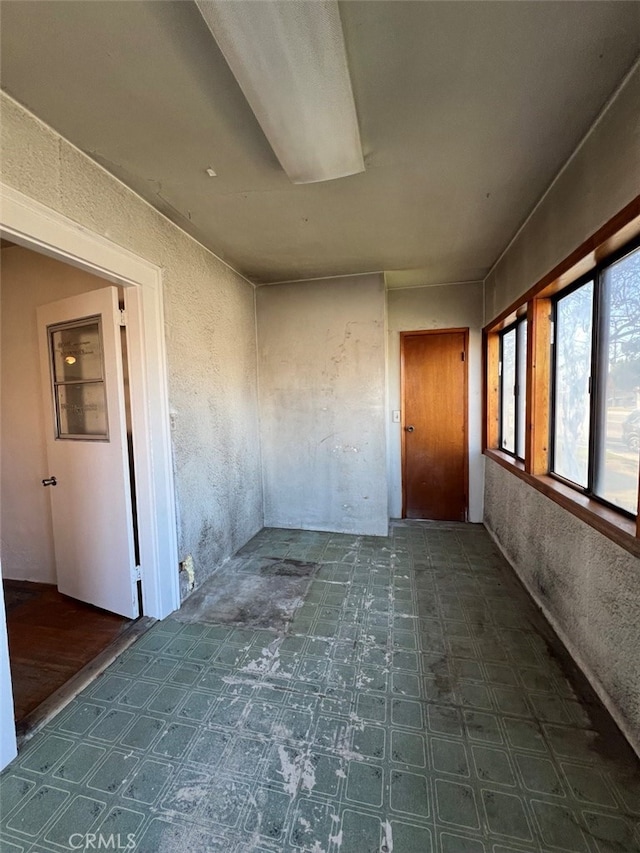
[2,523,639,853]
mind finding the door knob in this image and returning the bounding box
[405,426,415,433]
[42,476,57,487]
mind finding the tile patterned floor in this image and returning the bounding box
[1,523,639,853]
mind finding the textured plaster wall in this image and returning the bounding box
[256,274,388,536]
[387,283,484,522]
[1,247,108,583]
[485,460,640,752]
[0,92,263,594]
[485,63,640,319]
[482,67,640,750]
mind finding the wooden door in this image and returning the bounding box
[401,329,468,521]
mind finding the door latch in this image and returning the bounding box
[42,476,57,487]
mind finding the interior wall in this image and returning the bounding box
[387,282,484,522]
[256,274,388,536]
[1,246,107,583]
[485,62,640,320]
[483,64,640,751]
[1,92,264,594]
[485,461,640,753]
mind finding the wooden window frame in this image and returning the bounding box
[483,195,640,557]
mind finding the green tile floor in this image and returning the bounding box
[1,523,639,852]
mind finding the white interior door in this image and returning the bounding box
[37,286,139,618]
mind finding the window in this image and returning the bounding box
[593,246,640,514]
[48,317,109,440]
[483,203,640,554]
[499,316,527,459]
[551,281,593,486]
[550,241,640,515]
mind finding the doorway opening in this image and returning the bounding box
[1,243,143,734]
[0,183,179,769]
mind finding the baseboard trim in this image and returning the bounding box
[484,524,640,760]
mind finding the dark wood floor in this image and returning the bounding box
[4,580,132,722]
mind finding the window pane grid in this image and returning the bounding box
[47,316,109,441]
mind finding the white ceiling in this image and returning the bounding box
[1,1,638,286]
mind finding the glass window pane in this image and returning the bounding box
[51,320,103,382]
[594,246,640,514]
[516,319,527,458]
[553,281,593,486]
[501,328,516,453]
[56,382,108,438]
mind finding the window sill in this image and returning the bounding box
[484,448,639,557]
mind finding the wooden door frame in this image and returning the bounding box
[400,328,470,520]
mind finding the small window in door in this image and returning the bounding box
[48,317,109,440]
